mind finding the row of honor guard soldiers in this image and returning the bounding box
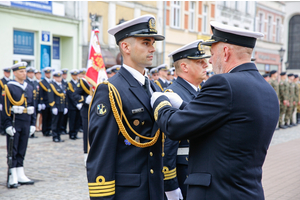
[267,70,300,129]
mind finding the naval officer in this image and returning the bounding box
[87,14,165,200]
[61,68,69,135]
[151,21,279,200]
[154,64,169,91]
[0,67,11,135]
[4,62,36,188]
[163,40,210,200]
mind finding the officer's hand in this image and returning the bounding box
[29,126,36,136]
[164,93,183,109]
[165,188,183,200]
[0,104,2,111]
[27,106,35,115]
[76,103,83,110]
[38,104,42,111]
[52,108,58,115]
[11,106,25,114]
[85,95,92,104]
[41,104,46,110]
[64,108,68,115]
[150,92,165,108]
[6,126,16,137]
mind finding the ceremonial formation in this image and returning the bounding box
[2,14,300,200]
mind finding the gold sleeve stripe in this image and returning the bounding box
[68,82,74,93]
[154,101,172,121]
[39,81,48,92]
[88,176,115,197]
[163,167,177,180]
[154,80,164,91]
[80,79,90,95]
[49,101,55,107]
[78,96,84,102]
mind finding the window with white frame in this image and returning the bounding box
[276,18,280,43]
[171,1,181,28]
[258,13,264,33]
[267,15,272,41]
[203,5,208,33]
[245,1,249,14]
[189,1,195,31]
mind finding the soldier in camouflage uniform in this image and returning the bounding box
[269,70,279,129]
[279,72,289,129]
[294,74,300,124]
[285,73,296,127]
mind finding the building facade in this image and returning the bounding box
[0,1,82,78]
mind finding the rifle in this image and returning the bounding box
[6,114,15,188]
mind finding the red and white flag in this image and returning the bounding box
[85,29,108,89]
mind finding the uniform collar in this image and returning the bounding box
[4,76,10,81]
[45,77,51,83]
[159,77,167,83]
[228,62,258,73]
[8,80,28,90]
[182,78,199,92]
[122,64,147,85]
[54,80,62,86]
[27,77,34,82]
[72,79,78,84]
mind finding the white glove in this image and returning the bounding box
[64,108,68,115]
[85,95,92,104]
[165,188,183,200]
[52,108,58,115]
[150,92,166,108]
[41,104,46,110]
[164,93,183,109]
[76,103,83,110]
[6,126,16,137]
[38,104,42,111]
[0,104,2,111]
[29,126,36,136]
[27,106,35,115]
[11,106,25,114]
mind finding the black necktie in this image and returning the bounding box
[143,76,151,97]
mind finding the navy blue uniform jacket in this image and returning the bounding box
[87,67,164,200]
[48,82,67,112]
[153,63,279,200]
[39,79,51,108]
[66,80,78,111]
[73,78,90,117]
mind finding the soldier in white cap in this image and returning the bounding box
[34,70,42,131]
[48,70,68,142]
[149,67,159,81]
[60,68,69,135]
[4,62,36,188]
[151,21,279,200]
[155,64,169,91]
[0,67,11,135]
[106,65,121,78]
[87,14,165,200]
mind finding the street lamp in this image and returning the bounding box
[278,47,285,79]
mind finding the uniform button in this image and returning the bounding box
[150,169,154,174]
[150,152,153,156]
[142,121,145,125]
[186,157,188,161]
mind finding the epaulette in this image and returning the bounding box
[154,80,164,91]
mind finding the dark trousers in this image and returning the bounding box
[80,108,88,153]
[51,112,64,140]
[42,107,52,136]
[6,121,30,167]
[68,109,81,138]
[0,110,5,133]
[177,164,188,199]
[61,112,68,133]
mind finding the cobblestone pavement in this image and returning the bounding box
[0,124,299,200]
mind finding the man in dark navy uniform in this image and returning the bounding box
[0,67,11,135]
[48,70,68,142]
[163,40,210,200]
[87,15,165,200]
[73,68,91,165]
[66,69,81,140]
[61,68,69,135]
[38,67,53,137]
[25,67,38,138]
[151,21,279,200]
[154,64,169,91]
[4,62,36,188]
[149,67,159,81]
[34,70,42,132]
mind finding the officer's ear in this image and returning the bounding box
[119,37,134,55]
[180,60,189,73]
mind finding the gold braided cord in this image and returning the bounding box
[4,85,27,117]
[68,82,74,92]
[0,80,4,89]
[154,80,164,91]
[39,81,48,92]
[80,79,90,95]
[50,84,64,97]
[104,81,160,148]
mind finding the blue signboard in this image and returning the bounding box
[40,44,51,78]
[11,1,52,13]
[13,30,34,55]
[42,31,50,42]
[53,37,60,60]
